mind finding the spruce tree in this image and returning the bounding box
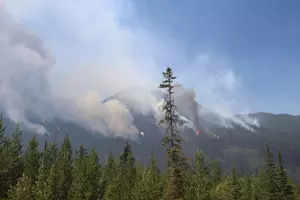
[185,150,210,200]
[159,67,186,200]
[104,152,116,184]
[132,154,162,200]
[86,149,103,199]
[56,135,73,200]
[264,145,280,200]
[45,162,60,200]
[104,172,123,200]
[277,152,294,200]
[68,145,88,200]
[120,142,136,185]
[147,154,163,199]
[213,177,234,200]
[23,136,40,183]
[33,142,60,200]
[34,165,52,200]
[45,142,59,169]
[121,142,136,199]
[68,148,102,200]
[0,126,23,199]
[77,144,88,160]
[104,143,136,200]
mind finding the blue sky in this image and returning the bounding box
[130,0,300,114]
[3,0,300,115]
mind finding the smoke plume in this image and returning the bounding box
[0,8,54,134]
[0,1,259,139]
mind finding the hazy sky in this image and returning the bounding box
[2,0,300,115]
[131,0,300,114]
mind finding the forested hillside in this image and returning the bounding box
[2,111,300,181]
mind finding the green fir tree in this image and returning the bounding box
[159,67,187,200]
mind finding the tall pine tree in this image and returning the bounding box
[159,67,186,200]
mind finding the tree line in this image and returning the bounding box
[0,67,299,200]
[0,124,299,200]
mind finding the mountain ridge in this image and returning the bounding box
[2,110,300,181]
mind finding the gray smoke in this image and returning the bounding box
[0,9,54,134]
[174,86,201,129]
[174,85,260,133]
[0,2,259,139]
[0,5,158,139]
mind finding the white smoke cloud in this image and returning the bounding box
[0,0,161,137]
[0,0,258,138]
[0,8,54,134]
[73,91,138,138]
[173,85,259,134]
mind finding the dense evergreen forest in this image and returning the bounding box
[1,68,300,200]
[0,120,300,200]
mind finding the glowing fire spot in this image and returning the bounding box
[195,130,200,135]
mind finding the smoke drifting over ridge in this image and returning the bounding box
[0,1,259,139]
[0,3,161,138]
[0,9,54,134]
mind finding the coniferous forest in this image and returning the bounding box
[0,68,300,200]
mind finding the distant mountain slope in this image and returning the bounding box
[2,88,300,178]
[2,111,300,180]
[249,112,300,132]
